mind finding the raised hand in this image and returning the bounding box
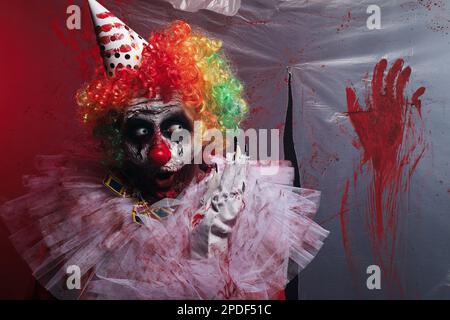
[190,152,247,259]
[345,58,425,172]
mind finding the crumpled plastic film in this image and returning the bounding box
[167,0,241,16]
[108,0,450,299]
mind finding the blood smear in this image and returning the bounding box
[343,58,427,291]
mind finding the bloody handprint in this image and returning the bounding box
[344,58,427,287]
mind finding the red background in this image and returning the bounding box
[0,0,101,298]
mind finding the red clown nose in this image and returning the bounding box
[148,141,172,167]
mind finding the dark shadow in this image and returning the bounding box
[283,70,302,300]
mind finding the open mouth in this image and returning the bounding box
[154,171,176,188]
[157,171,174,180]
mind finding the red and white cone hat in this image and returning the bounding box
[88,0,149,77]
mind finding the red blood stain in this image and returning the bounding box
[339,180,353,269]
[308,142,339,177]
[337,11,353,32]
[412,86,426,117]
[275,290,286,300]
[408,148,426,179]
[345,58,427,289]
[417,0,444,11]
[250,106,264,115]
[96,12,115,19]
[155,189,178,200]
[300,122,340,190]
[410,1,449,35]
[275,122,285,130]
[191,213,204,228]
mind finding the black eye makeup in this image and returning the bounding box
[160,113,192,138]
[125,118,154,142]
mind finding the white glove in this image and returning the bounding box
[190,151,247,259]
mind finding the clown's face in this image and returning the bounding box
[121,98,195,199]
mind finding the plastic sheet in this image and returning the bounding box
[167,0,241,16]
[113,0,450,299]
[1,0,449,300]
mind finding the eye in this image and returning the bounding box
[135,127,150,137]
[161,113,192,139]
[167,124,183,135]
[125,119,153,142]
[131,127,152,142]
[162,122,187,139]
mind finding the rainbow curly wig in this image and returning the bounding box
[77,21,248,131]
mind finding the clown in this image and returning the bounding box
[1,0,328,299]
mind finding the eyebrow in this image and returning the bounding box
[137,105,179,113]
[126,103,181,117]
[128,98,163,107]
